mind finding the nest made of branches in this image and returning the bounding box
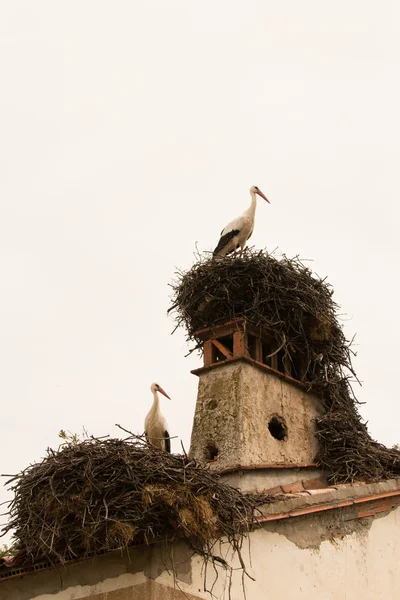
[168,248,400,483]
[2,435,272,568]
[168,248,349,385]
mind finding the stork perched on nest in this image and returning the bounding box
[144,383,171,453]
[213,185,270,258]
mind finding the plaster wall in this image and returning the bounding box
[189,360,323,471]
[5,506,400,600]
[205,506,400,600]
[220,467,322,492]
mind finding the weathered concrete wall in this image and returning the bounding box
[0,542,199,600]
[220,466,322,492]
[189,360,323,471]
[216,505,400,600]
[4,504,400,600]
[85,581,203,600]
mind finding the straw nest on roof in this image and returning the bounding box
[168,249,400,483]
[2,436,272,566]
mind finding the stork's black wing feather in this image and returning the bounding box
[213,229,240,256]
[164,430,171,453]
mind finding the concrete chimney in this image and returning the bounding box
[188,319,324,492]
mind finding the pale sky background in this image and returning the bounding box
[1,1,400,544]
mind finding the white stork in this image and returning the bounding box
[213,185,270,258]
[144,382,171,453]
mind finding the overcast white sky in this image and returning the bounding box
[1,1,400,543]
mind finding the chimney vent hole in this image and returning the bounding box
[205,443,219,461]
[268,416,287,441]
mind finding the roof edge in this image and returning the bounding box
[257,478,400,524]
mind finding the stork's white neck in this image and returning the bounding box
[244,190,257,219]
[150,390,160,415]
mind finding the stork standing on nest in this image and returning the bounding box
[213,186,270,258]
[144,383,171,453]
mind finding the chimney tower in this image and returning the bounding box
[188,318,324,491]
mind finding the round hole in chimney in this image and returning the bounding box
[268,416,287,441]
[204,443,219,461]
[206,398,218,410]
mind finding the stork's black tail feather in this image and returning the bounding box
[164,430,171,454]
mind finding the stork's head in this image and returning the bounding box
[151,382,171,399]
[250,185,270,204]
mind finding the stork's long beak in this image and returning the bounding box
[158,387,171,400]
[256,189,270,204]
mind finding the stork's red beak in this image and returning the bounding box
[158,387,171,400]
[256,189,270,204]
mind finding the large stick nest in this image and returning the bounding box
[2,436,272,567]
[169,249,400,483]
